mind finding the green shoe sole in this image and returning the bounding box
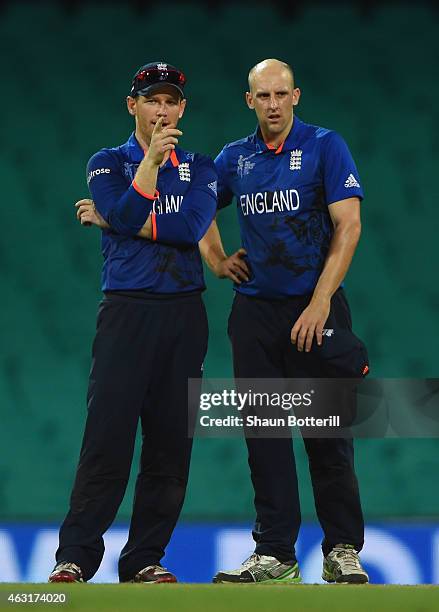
[264,565,302,584]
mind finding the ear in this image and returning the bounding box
[178,98,187,119]
[292,88,301,107]
[246,91,255,110]
[126,96,136,116]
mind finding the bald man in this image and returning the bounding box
[201,59,369,584]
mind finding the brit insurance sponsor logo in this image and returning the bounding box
[87,167,111,185]
[240,189,300,216]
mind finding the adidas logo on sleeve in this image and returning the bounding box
[344,173,360,188]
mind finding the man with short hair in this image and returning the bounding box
[49,62,217,584]
[201,58,369,584]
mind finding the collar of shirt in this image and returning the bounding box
[251,114,304,155]
[124,132,181,168]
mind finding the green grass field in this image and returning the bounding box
[1,584,438,612]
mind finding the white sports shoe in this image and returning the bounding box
[213,553,301,583]
[322,544,369,584]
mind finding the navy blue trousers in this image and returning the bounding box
[228,290,365,561]
[56,291,208,581]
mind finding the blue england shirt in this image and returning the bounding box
[87,133,217,293]
[216,116,363,298]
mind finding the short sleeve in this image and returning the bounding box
[215,148,234,209]
[321,132,364,205]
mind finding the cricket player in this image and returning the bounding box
[200,59,369,584]
[49,62,217,584]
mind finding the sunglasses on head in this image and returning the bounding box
[131,68,186,95]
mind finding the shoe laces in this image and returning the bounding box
[332,546,361,571]
[138,565,168,575]
[55,562,82,574]
[242,553,278,569]
[242,553,262,568]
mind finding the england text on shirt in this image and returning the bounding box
[215,116,363,298]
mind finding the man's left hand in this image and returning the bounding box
[290,295,331,352]
[75,199,109,229]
